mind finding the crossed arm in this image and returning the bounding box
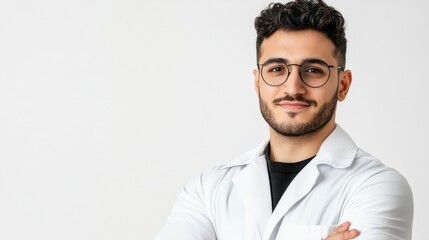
[156,167,412,239]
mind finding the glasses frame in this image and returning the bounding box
[257,59,344,88]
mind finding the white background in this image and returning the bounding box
[0,0,427,239]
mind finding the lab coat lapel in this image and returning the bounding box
[262,164,320,240]
[232,155,272,239]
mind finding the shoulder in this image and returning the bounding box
[184,140,267,198]
[339,148,413,197]
[340,149,414,239]
[352,148,411,187]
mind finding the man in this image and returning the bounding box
[155,0,413,239]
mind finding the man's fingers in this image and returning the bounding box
[324,222,360,240]
[333,221,351,234]
[343,229,360,239]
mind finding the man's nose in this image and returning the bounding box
[282,65,306,96]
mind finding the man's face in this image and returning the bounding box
[254,29,351,137]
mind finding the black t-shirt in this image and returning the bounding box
[265,144,314,211]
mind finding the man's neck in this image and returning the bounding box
[268,121,336,163]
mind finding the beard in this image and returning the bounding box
[259,90,338,137]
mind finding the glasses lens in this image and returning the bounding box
[261,62,288,86]
[300,61,330,87]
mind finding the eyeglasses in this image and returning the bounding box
[257,58,344,88]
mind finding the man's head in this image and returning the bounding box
[253,0,352,138]
[255,0,347,67]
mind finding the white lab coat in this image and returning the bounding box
[155,125,413,240]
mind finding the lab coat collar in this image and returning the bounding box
[310,124,358,168]
[222,124,358,169]
[221,138,269,169]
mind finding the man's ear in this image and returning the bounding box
[338,70,352,102]
[253,68,260,95]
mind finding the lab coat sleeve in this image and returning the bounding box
[339,168,414,240]
[154,171,217,240]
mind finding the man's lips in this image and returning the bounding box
[276,101,311,111]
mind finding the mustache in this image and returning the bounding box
[273,95,317,106]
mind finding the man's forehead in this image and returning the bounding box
[258,29,337,63]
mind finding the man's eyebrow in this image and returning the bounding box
[261,58,287,65]
[261,58,328,65]
[303,58,326,64]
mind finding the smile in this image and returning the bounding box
[276,101,311,111]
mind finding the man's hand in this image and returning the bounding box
[324,221,360,240]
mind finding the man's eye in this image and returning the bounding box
[305,67,323,74]
[269,66,285,72]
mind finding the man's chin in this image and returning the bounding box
[272,124,318,137]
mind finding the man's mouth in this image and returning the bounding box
[276,101,311,111]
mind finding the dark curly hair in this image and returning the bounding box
[255,0,347,66]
